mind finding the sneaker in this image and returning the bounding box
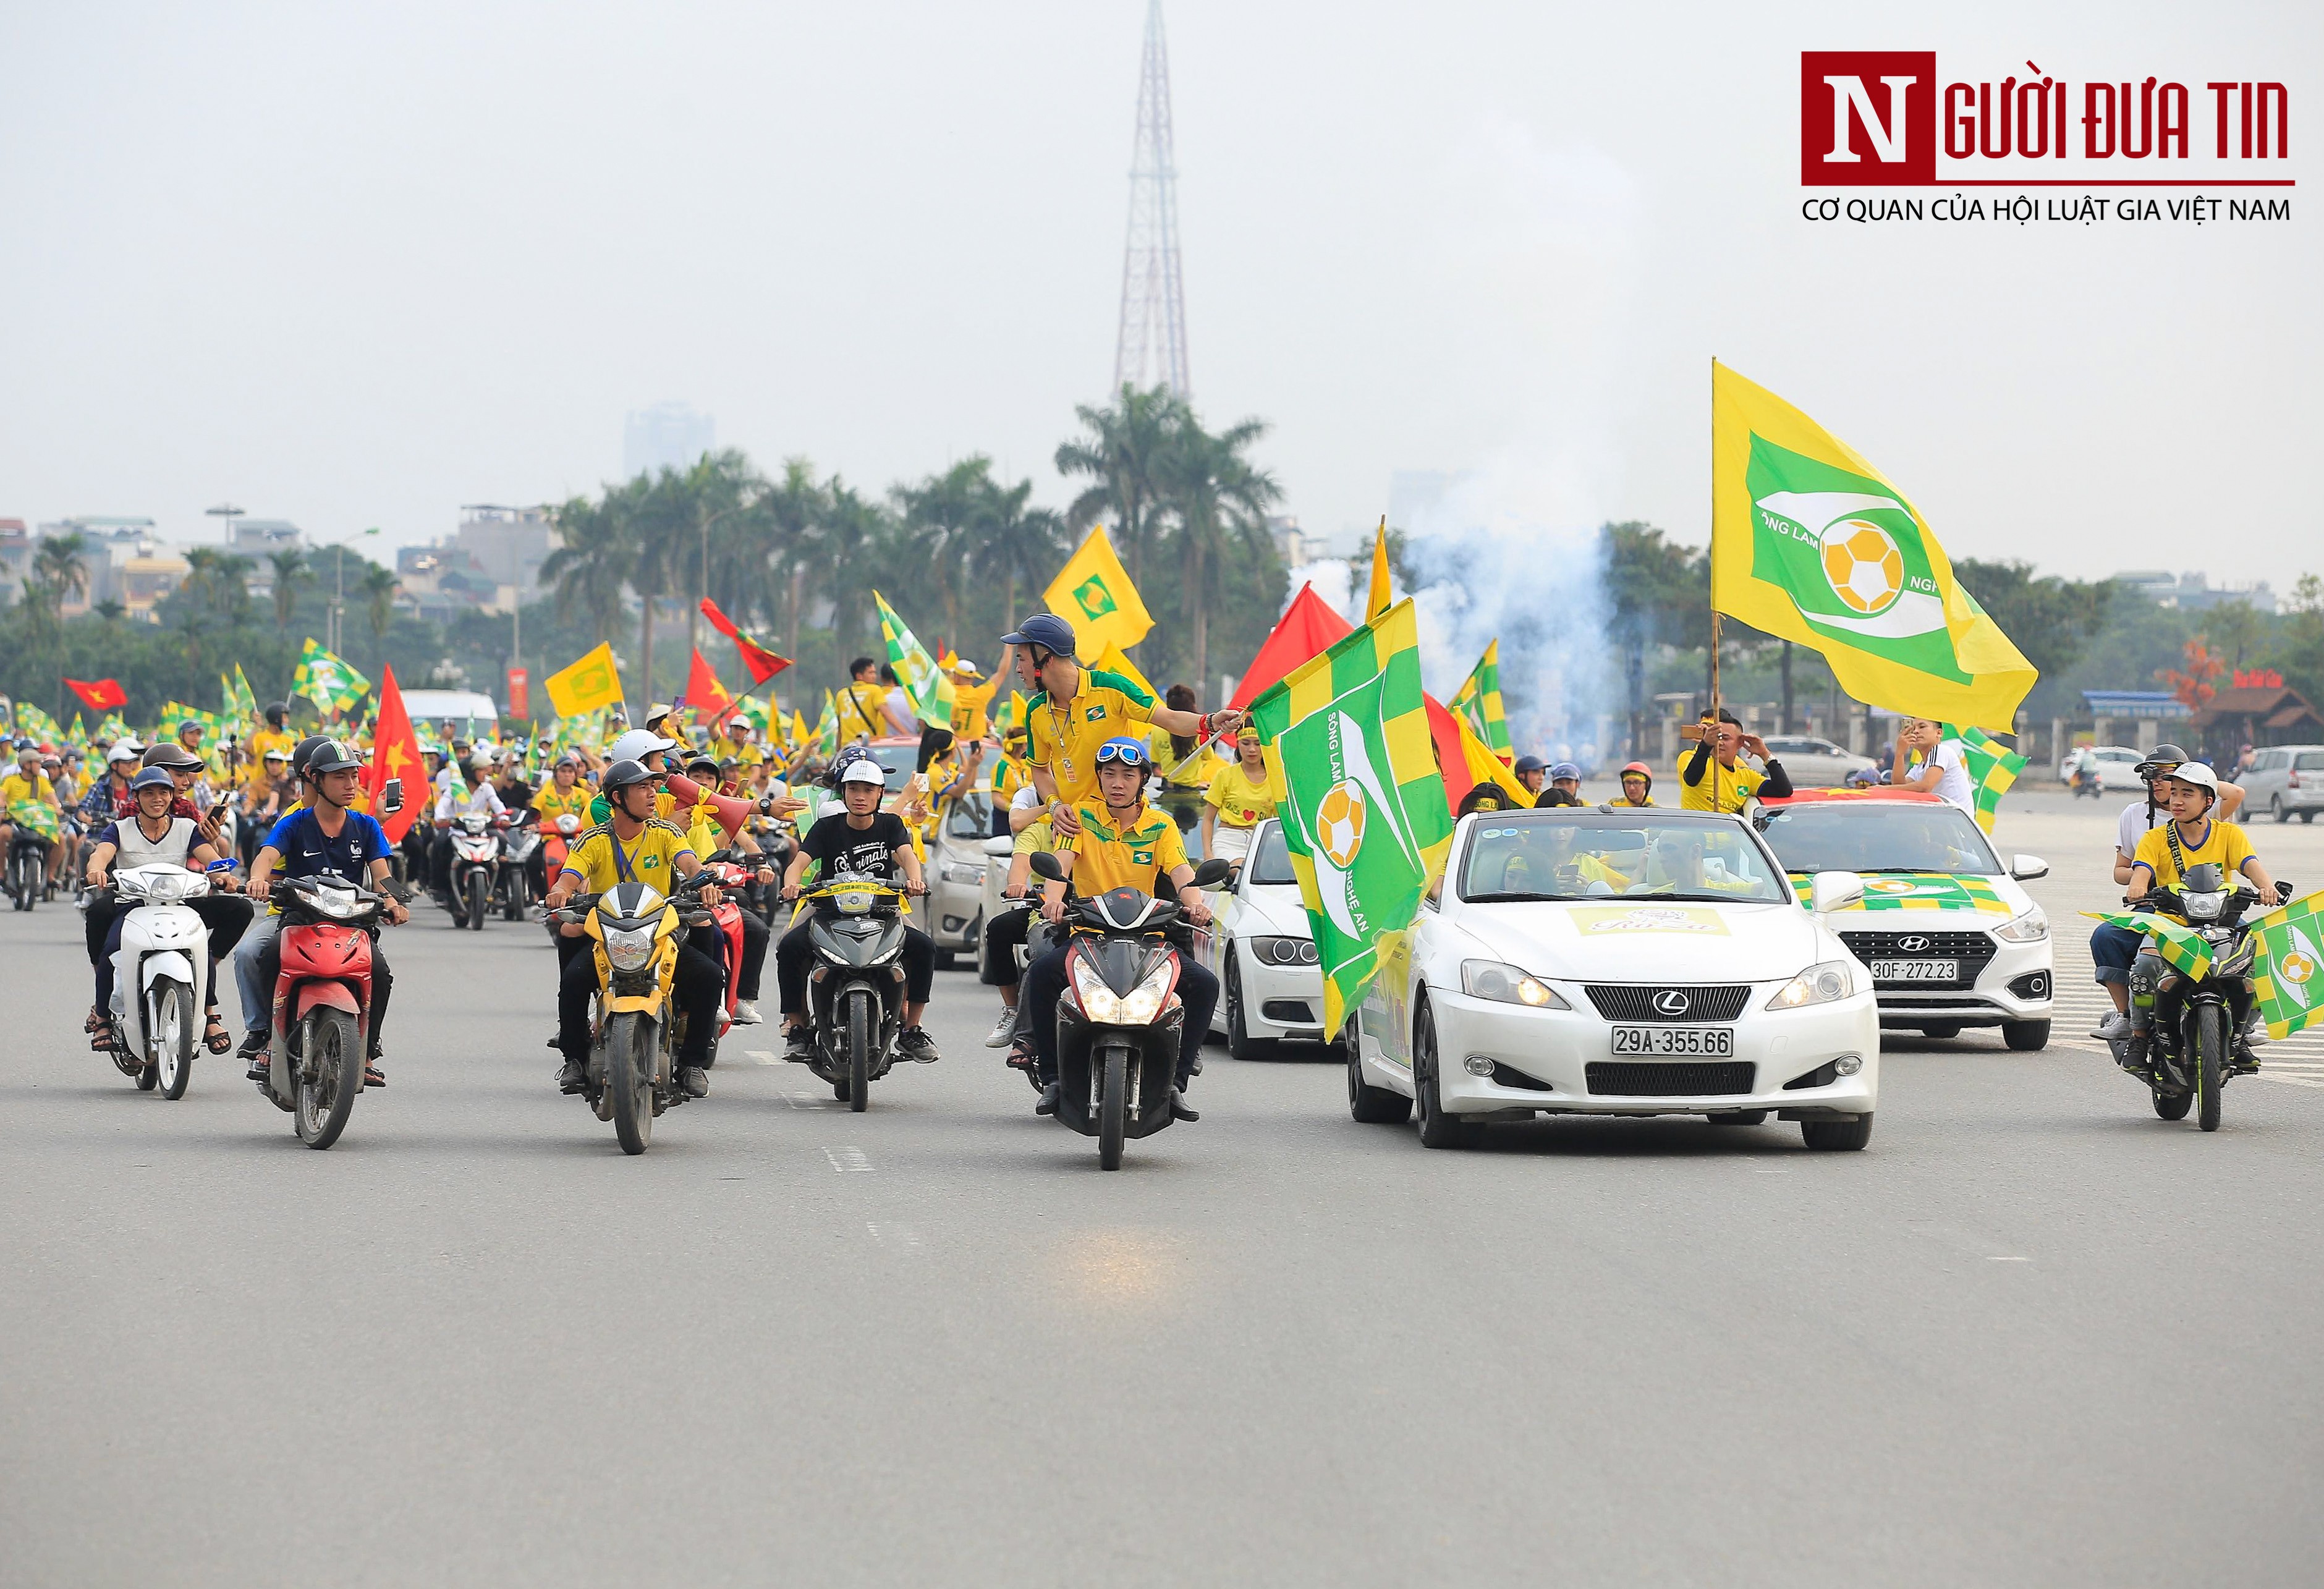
[898,1026,941,1064]
[2244,1020,2271,1048]
[2092,1012,2131,1041]
[1035,1082,1060,1116]
[1169,1088,1200,1122]
[983,1009,1017,1048]
[783,1026,816,1062]
[557,1058,586,1094]
[731,999,763,1025]
[679,1064,710,1098]
[238,1028,269,1059]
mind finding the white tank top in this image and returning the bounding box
[114,815,198,871]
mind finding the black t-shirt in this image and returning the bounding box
[800,812,909,884]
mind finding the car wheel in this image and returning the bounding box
[933,949,957,971]
[1344,1008,1410,1125]
[1919,1022,1962,1040]
[2304,811,2316,824]
[1226,954,1276,1061]
[2002,1019,2050,1052]
[1801,1112,1874,1151]
[2273,795,2289,824]
[1412,1000,1481,1150]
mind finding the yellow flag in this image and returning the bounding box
[1365,517,1393,622]
[1044,525,1153,659]
[789,710,809,748]
[1092,642,1156,702]
[543,642,625,718]
[1711,361,2035,731]
[1453,707,1532,808]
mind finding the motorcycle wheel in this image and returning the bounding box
[152,978,196,1100]
[17,854,36,912]
[608,1011,655,1155]
[2194,1004,2226,1132]
[846,989,871,1114]
[2152,1086,2193,1121]
[1097,1043,1128,1171]
[467,871,488,932]
[503,874,525,922]
[295,1007,360,1149]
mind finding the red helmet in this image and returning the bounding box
[1620,761,1652,779]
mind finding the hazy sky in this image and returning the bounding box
[2,1,2315,585]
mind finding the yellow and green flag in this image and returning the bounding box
[873,591,954,729]
[1940,722,2027,834]
[1448,640,1511,761]
[2250,891,2324,1040]
[1249,599,1455,1038]
[543,642,624,718]
[1711,361,2035,731]
[14,703,64,743]
[223,664,260,727]
[2083,910,2217,982]
[1043,525,1153,659]
[812,690,842,758]
[289,638,371,715]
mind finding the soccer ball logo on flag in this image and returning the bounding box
[2281,949,2317,990]
[1821,520,1906,616]
[1315,781,1367,869]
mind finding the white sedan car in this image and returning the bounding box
[1198,820,1332,1057]
[1348,808,1881,1151]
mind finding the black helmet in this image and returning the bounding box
[265,701,289,725]
[2135,744,2190,780]
[306,738,362,776]
[685,753,721,781]
[290,734,333,778]
[601,758,656,795]
[142,741,203,771]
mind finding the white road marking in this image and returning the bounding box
[824,1146,872,1172]
[742,1048,782,1066]
[867,1221,921,1248]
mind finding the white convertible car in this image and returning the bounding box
[1348,807,1882,1151]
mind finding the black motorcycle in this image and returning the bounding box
[2108,862,2290,1132]
[7,828,50,912]
[794,873,913,1112]
[1027,853,1231,1169]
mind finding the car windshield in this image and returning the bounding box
[1245,823,1296,886]
[867,744,917,792]
[1456,811,1788,904]
[946,792,990,839]
[1755,800,2001,876]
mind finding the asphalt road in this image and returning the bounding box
[6,789,2322,1588]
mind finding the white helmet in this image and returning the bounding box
[606,728,677,765]
[2163,761,2221,805]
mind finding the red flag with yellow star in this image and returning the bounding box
[364,664,426,844]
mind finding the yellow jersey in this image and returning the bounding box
[1679,756,1766,813]
[1,771,57,809]
[533,783,595,827]
[1027,667,1157,809]
[1064,800,1187,897]
[559,818,695,894]
[1203,760,1280,829]
[1147,726,1221,794]
[949,679,998,741]
[990,753,1032,805]
[837,682,890,743]
[2132,818,2257,896]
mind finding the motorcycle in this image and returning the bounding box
[541,811,584,880]
[792,874,913,1112]
[550,871,719,1154]
[498,811,541,922]
[696,849,759,1061]
[8,825,51,911]
[2106,862,2289,1132]
[260,873,396,1149]
[2071,760,2104,801]
[1026,852,1231,1169]
[104,862,219,1099]
[446,810,505,931]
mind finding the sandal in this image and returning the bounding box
[85,1006,108,1035]
[203,1013,234,1055]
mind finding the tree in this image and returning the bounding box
[967,475,1066,646]
[32,533,90,618]
[360,564,399,642]
[2158,637,2227,710]
[540,493,635,646]
[1158,414,1281,697]
[1601,522,1708,747]
[1055,384,1189,587]
[760,458,831,659]
[891,457,1002,644]
[1950,559,2113,682]
[2205,599,2267,672]
[269,549,313,630]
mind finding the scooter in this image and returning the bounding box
[1025,852,1231,1169]
[695,849,758,1063]
[7,824,51,912]
[105,862,221,1099]
[550,871,718,1154]
[446,810,504,931]
[260,873,392,1149]
[498,811,541,922]
[792,873,912,1112]
[2071,761,2105,801]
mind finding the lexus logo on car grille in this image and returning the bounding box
[1652,989,1692,1015]
[1897,935,1932,953]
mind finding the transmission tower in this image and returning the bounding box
[1111,0,1190,398]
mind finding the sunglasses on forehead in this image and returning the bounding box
[1093,742,1150,768]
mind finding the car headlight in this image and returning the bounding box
[1459,959,1568,1009]
[1770,959,1855,1009]
[1992,907,2049,943]
[939,860,984,885]
[1250,935,1318,967]
[603,925,658,971]
[1071,957,1124,1023]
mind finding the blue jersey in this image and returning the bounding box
[265,807,391,891]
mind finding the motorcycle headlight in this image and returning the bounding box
[2180,890,2228,923]
[603,925,658,970]
[1993,907,2050,943]
[311,886,363,920]
[1770,959,1855,1010]
[1117,962,1175,1026]
[1459,960,1568,1009]
[1070,957,1125,1023]
[834,889,875,915]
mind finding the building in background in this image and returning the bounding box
[623,402,715,480]
[1265,515,1324,569]
[2111,569,2278,614]
[394,506,559,624]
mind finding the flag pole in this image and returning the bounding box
[1708,356,1722,726]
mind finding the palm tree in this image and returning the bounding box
[269,548,312,629]
[1055,384,1190,587]
[360,564,399,642]
[968,474,1066,642]
[33,532,90,618]
[808,480,888,654]
[761,457,829,659]
[1160,415,1283,698]
[892,457,1003,643]
[94,598,125,625]
[540,494,635,645]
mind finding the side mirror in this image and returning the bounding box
[1809,869,1865,915]
[1192,857,1234,889]
[980,835,1014,858]
[1028,851,1066,883]
[381,778,404,816]
[2010,854,2049,881]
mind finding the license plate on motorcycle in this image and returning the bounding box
[1869,959,1959,982]
[1611,1025,1734,1057]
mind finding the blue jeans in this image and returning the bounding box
[234,911,282,1035]
[2090,922,2145,986]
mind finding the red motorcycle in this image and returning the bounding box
[259,873,390,1148]
[697,849,760,1062]
[541,811,583,878]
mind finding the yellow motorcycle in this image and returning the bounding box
[554,875,716,1154]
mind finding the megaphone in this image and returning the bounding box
[661,770,758,838]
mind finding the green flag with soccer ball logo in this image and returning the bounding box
[290,638,371,716]
[1249,600,1454,1039]
[2250,891,2324,1040]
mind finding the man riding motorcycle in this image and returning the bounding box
[82,766,252,1057]
[529,753,595,899]
[244,739,409,1088]
[543,758,724,1100]
[2089,744,2249,1041]
[1,745,66,894]
[1022,736,1218,1121]
[430,750,508,908]
[774,750,939,1063]
[682,752,776,1024]
[2119,763,2286,1074]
